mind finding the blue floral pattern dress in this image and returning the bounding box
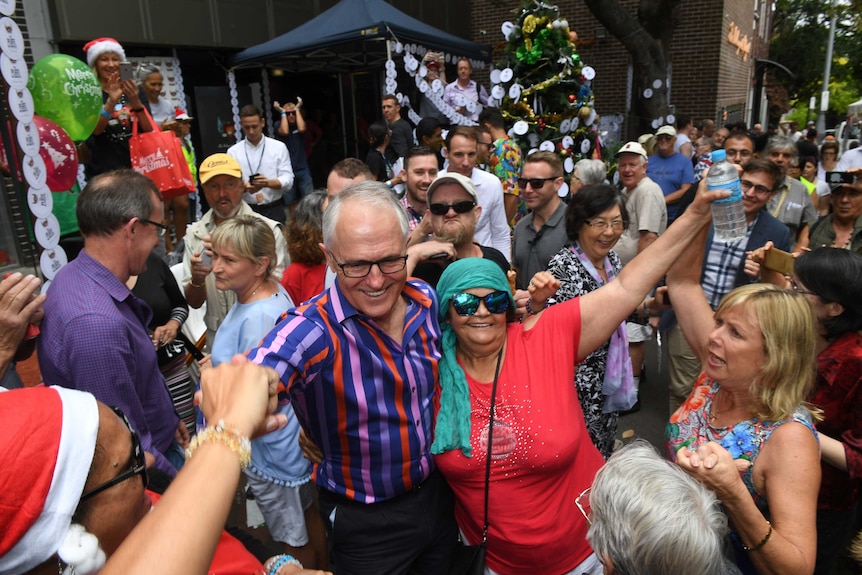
[666,373,818,574]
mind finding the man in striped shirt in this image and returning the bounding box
[248,182,457,574]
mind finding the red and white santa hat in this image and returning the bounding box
[0,387,100,575]
[83,37,126,68]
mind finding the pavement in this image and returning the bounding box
[615,335,672,453]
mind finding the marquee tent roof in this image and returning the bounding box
[228,0,492,72]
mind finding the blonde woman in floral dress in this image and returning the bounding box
[664,218,821,575]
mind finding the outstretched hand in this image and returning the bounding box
[0,273,45,363]
[196,355,287,439]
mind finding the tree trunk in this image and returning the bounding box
[581,0,682,136]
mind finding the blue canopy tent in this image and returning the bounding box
[227,0,491,156]
[228,0,491,73]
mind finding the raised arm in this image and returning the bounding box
[664,216,714,365]
[576,181,727,361]
[101,357,326,575]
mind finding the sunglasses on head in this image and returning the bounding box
[451,290,510,316]
[429,200,476,216]
[80,406,149,500]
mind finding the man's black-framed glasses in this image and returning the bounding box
[335,255,409,278]
[80,406,148,500]
[140,218,168,237]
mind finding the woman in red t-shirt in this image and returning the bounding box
[432,175,725,575]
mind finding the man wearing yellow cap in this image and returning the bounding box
[183,153,288,350]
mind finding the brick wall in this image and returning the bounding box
[470,0,764,135]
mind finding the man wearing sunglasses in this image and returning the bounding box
[38,170,185,478]
[512,151,568,291]
[407,172,510,287]
[275,97,314,211]
[440,126,511,261]
[662,158,792,413]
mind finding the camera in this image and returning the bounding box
[826,171,855,185]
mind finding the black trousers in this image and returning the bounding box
[250,200,286,224]
[317,470,458,575]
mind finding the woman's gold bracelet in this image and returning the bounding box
[185,420,251,470]
[742,520,772,552]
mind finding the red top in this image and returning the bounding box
[149,492,265,574]
[280,261,326,305]
[810,331,862,510]
[434,298,603,574]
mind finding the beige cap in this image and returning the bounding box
[655,125,677,137]
[199,153,242,184]
[615,142,648,159]
[426,172,479,204]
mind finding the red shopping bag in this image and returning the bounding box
[129,107,195,200]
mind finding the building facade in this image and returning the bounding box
[470,0,773,140]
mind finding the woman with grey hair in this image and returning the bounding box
[572,159,607,194]
[136,64,174,126]
[586,441,740,575]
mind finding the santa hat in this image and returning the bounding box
[0,387,100,575]
[175,107,193,121]
[83,37,126,68]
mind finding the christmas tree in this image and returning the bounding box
[491,1,600,182]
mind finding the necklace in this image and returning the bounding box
[246,280,269,301]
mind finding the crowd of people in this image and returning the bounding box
[2,33,862,575]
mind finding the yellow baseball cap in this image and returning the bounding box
[199,153,242,184]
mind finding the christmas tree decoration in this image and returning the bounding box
[492,1,602,178]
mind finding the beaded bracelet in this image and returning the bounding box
[265,554,302,575]
[525,298,547,316]
[185,420,251,470]
[742,520,772,552]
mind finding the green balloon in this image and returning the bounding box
[28,54,102,142]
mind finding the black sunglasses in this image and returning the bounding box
[516,176,557,189]
[429,200,476,216]
[451,290,510,316]
[80,407,148,500]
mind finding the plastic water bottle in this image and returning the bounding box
[707,150,746,242]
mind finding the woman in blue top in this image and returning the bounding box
[664,203,821,575]
[209,216,327,569]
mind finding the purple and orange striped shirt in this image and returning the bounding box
[247,279,441,503]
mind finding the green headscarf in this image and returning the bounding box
[432,258,514,457]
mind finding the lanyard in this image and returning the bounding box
[244,138,266,176]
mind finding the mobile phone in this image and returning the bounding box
[763,247,795,276]
[198,250,212,268]
[660,291,671,306]
[249,173,260,184]
[119,62,134,82]
[825,171,855,186]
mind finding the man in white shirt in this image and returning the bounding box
[438,126,510,261]
[227,104,294,224]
